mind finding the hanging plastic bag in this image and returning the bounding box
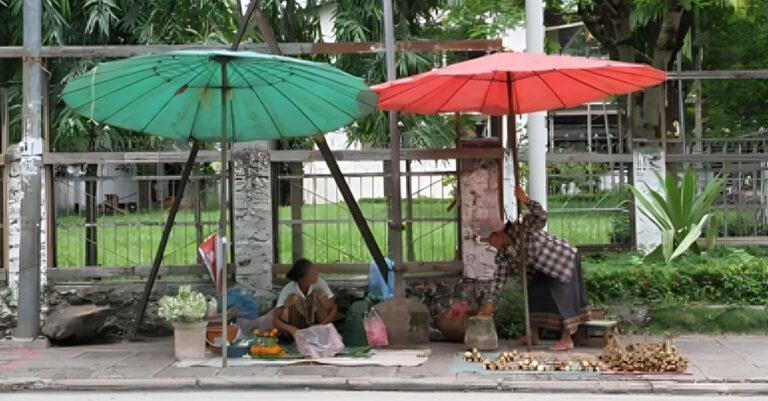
[294,324,345,359]
[363,309,389,347]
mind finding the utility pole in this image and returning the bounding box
[526,0,548,211]
[16,0,43,339]
[383,0,404,297]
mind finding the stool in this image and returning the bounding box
[573,319,617,347]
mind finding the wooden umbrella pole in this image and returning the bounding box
[130,140,200,339]
[219,58,230,368]
[506,72,532,352]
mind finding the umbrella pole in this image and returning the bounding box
[219,59,230,368]
[131,140,201,340]
[506,72,532,352]
[314,134,390,282]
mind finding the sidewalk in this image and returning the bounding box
[1,335,768,395]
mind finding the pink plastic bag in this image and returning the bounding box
[363,310,389,347]
[294,324,345,358]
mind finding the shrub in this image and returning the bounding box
[582,248,768,306]
[627,166,724,263]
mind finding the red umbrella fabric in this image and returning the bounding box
[371,52,666,115]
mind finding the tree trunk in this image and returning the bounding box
[579,0,691,142]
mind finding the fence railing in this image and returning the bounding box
[28,145,768,284]
[274,165,459,265]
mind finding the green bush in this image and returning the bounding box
[492,247,768,336]
[582,247,768,306]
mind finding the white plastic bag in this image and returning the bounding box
[294,324,345,358]
[237,308,275,334]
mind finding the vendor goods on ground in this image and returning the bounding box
[599,336,687,373]
[249,328,287,358]
[463,348,601,372]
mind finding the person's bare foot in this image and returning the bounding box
[549,339,574,351]
[514,335,539,346]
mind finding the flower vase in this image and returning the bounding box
[172,321,207,360]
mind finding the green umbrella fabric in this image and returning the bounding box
[61,50,378,142]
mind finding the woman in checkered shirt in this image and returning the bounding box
[482,186,590,351]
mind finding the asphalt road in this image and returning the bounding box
[1,391,756,400]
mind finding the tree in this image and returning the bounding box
[577,0,696,142]
[696,0,768,137]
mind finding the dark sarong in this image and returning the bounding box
[527,255,590,334]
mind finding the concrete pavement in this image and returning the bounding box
[1,335,767,395]
[1,391,760,401]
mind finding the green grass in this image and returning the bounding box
[56,209,220,267]
[56,198,629,267]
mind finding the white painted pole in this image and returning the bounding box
[526,0,548,212]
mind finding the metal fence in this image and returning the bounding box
[273,161,459,265]
[45,151,226,283]
[31,142,768,283]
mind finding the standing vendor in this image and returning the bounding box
[273,258,338,339]
[483,186,590,351]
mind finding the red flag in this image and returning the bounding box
[198,234,222,293]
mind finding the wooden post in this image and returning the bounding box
[130,140,201,339]
[383,0,402,292]
[314,134,389,281]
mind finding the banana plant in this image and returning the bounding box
[627,166,725,264]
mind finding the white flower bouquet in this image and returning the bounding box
[158,285,209,322]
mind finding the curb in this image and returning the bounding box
[3,376,768,395]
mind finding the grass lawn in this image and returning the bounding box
[56,198,629,267]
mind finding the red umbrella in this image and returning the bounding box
[373,52,666,114]
[372,51,665,350]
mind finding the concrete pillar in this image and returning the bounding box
[15,0,44,338]
[232,141,274,308]
[526,0,548,211]
[633,145,665,255]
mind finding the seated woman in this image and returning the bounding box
[273,258,338,339]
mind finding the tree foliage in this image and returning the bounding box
[696,0,768,137]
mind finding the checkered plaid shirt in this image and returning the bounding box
[487,200,578,303]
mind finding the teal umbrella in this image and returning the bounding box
[61,50,378,142]
[61,50,384,365]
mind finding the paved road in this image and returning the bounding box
[1,391,757,401]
